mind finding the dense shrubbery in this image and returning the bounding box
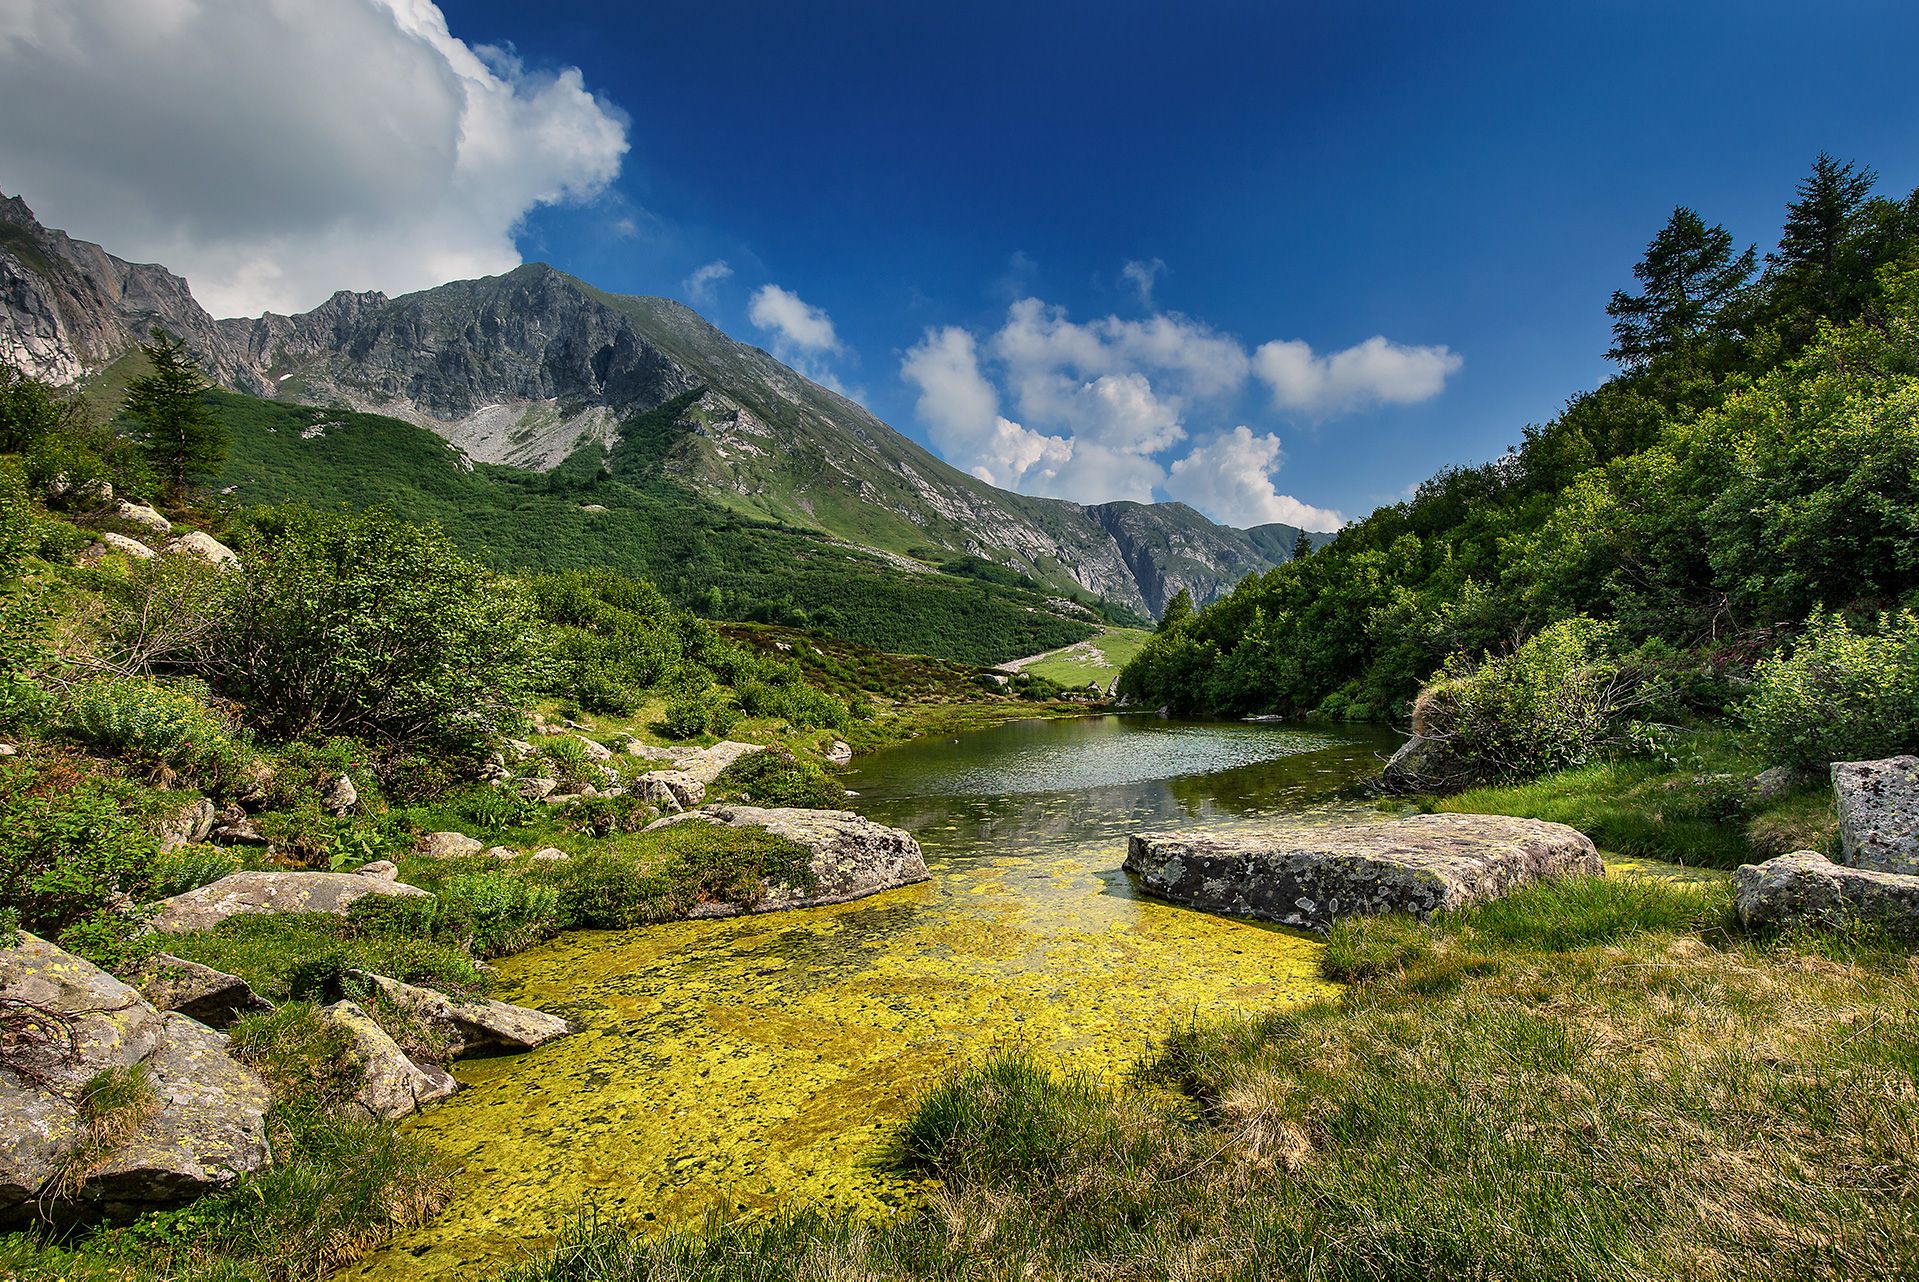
[59,676,255,789]
[1122,159,1919,733]
[0,754,157,943]
[1741,610,1919,767]
[711,749,845,808]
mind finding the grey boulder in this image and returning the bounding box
[135,954,271,1029]
[1735,849,1919,937]
[320,1001,458,1122]
[0,934,270,1227]
[419,830,484,859]
[154,797,216,851]
[146,870,429,934]
[347,970,570,1056]
[162,531,237,566]
[1125,812,1601,929]
[657,804,929,915]
[1833,756,1919,875]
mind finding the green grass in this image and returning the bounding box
[1429,732,1837,869]
[1012,626,1153,688]
[502,872,1919,1282]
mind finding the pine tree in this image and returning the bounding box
[1606,208,1756,370]
[1290,529,1313,561]
[124,329,224,500]
[1768,152,1877,325]
[1158,588,1194,631]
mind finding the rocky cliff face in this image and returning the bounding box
[0,194,1311,616]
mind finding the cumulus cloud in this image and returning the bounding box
[1253,335,1462,415]
[1121,257,1166,304]
[683,259,733,304]
[748,284,841,353]
[1166,427,1345,530]
[902,295,1444,522]
[0,0,629,317]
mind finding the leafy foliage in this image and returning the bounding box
[1741,610,1919,768]
[710,749,845,808]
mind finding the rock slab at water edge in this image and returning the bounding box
[1124,812,1601,928]
[346,970,571,1056]
[0,934,270,1227]
[147,869,430,933]
[659,804,929,914]
[1735,849,1919,937]
[321,1001,459,1122]
[1833,756,1919,875]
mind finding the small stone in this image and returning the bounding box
[91,531,155,560]
[321,1001,458,1121]
[346,970,571,1056]
[115,500,171,535]
[530,847,569,862]
[572,734,613,762]
[155,797,217,851]
[352,860,399,880]
[514,776,558,801]
[481,845,517,860]
[322,774,358,815]
[825,740,853,766]
[162,531,238,566]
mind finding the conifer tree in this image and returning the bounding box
[1606,208,1756,369]
[124,329,224,500]
[1768,152,1877,325]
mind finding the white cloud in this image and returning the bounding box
[0,0,629,317]
[901,326,1070,491]
[1165,427,1345,530]
[748,283,841,353]
[1253,335,1461,415]
[683,259,733,304]
[1120,257,1165,305]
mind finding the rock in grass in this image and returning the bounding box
[90,531,155,560]
[353,859,399,880]
[347,970,570,1056]
[135,954,272,1030]
[154,797,216,851]
[1833,756,1919,875]
[1736,849,1919,937]
[146,870,429,934]
[321,1001,458,1122]
[114,500,171,535]
[419,830,484,859]
[161,530,237,566]
[825,740,853,766]
[634,770,704,811]
[0,933,270,1227]
[658,804,930,915]
[1124,812,1601,929]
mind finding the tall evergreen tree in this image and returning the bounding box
[1290,529,1314,561]
[124,329,224,500]
[1158,588,1195,631]
[1767,152,1878,325]
[1606,207,1756,370]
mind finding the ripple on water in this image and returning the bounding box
[354,719,1391,1279]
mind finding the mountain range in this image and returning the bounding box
[0,193,1317,619]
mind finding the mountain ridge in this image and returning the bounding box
[0,194,1320,616]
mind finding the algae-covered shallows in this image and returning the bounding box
[363,718,1396,1278]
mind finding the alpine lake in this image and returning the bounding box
[356,715,1402,1278]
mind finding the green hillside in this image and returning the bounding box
[212,390,1102,666]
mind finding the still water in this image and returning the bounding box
[357,716,1398,1278]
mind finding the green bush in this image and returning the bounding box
[60,676,254,789]
[711,749,845,808]
[149,842,243,897]
[437,871,563,957]
[1741,609,1919,768]
[0,755,157,939]
[660,687,737,739]
[211,505,546,751]
[1409,617,1657,786]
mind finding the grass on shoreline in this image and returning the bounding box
[501,870,1919,1282]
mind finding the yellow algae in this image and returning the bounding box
[352,719,1390,1279]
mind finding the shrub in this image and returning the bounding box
[211,506,546,751]
[1406,616,1658,787]
[436,871,563,956]
[60,677,254,789]
[660,687,736,739]
[149,842,243,897]
[1741,609,1919,768]
[0,755,157,938]
[711,749,845,808]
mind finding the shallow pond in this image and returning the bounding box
[355,716,1399,1278]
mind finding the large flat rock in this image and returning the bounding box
[0,934,270,1227]
[1736,849,1919,937]
[347,970,571,1056]
[660,804,929,915]
[1833,756,1919,875]
[1124,812,1601,928]
[147,870,429,934]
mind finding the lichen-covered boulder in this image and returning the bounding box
[1735,849,1919,937]
[115,500,171,535]
[633,770,704,811]
[1833,756,1919,875]
[135,954,272,1029]
[162,530,237,566]
[347,970,570,1056]
[659,804,929,915]
[153,797,216,851]
[0,934,270,1227]
[1125,812,1601,929]
[320,1001,458,1122]
[419,830,484,859]
[90,531,155,560]
[671,740,765,785]
[146,870,429,934]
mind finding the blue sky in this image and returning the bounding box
[5,1,1917,528]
